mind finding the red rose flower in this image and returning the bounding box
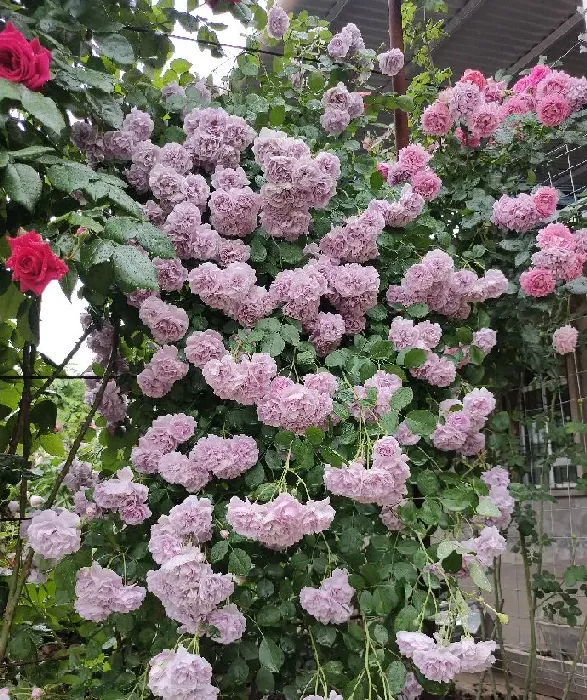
[6,231,68,296]
[0,22,52,91]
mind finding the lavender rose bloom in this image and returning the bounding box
[266,7,290,39]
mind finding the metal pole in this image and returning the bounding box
[388,0,409,150]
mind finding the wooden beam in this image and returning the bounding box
[508,11,583,74]
[389,0,408,150]
[326,0,351,21]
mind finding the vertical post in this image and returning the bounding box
[388,0,409,151]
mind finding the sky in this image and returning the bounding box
[38,2,256,372]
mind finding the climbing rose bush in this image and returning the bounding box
[2,4,586,700]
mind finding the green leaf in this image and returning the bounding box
[96,33,135,65]
[415,470,439,496]
[103,218,175,257]
[259,638,285,672]
[9,146,55,161]
[373,623,389,645]
[170,58,191,74]
[228,549,252,576]
[369,340,394,360]
[81,240,115,269]
[47,163,93,193]
[385,660,407,694]
[261,333,285,357]
[0,78,20,102]
[393,605,418,632]
[394,94,414,111]
[405,410,437,436]
[210,540,229,563]
[565,276,587,295]
[308,72,325,91]
[339,528,363,554]
[257,605,281,626]
[30,399,57,433]
[20,89,66,135]
[256,668,274,694]
[112,246,158,292]
[490,411,510,432]
[390,387,413,411]
[563,564,587,587]
[406,303,429,318]
[468,345,485,365]
[469,560,492,591]
[456,327,473,344]
[40,432,65,456]
[402,348,427,368]
[476,498,501,517]
[305,427,324,445]
[2,163,42,211]
[269,104,286,126]
[0,284,24,322]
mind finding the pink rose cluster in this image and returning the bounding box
[407,351,457,388]
[148,647,219,700]
[368,186,426,229]
[462,525,507,569]
[324,436,410,508]
[137,345,188,398]
[386,249,508,320]
[149,496,213,565]
[85,379,127,432]
[552,324,578,355]
[400,672,424,700]
[388,316,442,351]
[431,388,496,456]
[254,128,339,241]
[189,261,274,327]
[320,81,364,136]
[519,223,586,297]
[511,65,587,127]
[26,508,81,562]
[299,568,354,624]
[185,329,227,369]
[196,604,246,645]
[397,631,497,682]
[445,328,497,369]
[226,492,335,549]
[266,6,290,39]
[327,22,367,62]
[139,296,189,344]
[349,369,402,422]
[257,374,336,434]
[491,187,558,232]
[377,48,404,77]
[183,106,255,171]
[131,412,197,475]
[63,460,101,521]
[209,184,261,238]
[421,65,586,145]
[319,205,386,263]
[156,433,257,493]
[384,143,442,203]
[202,352,276,405]
[147,548,234,632]
[74,562,146,622]
[480,467,514,530]
[93,467,151,525]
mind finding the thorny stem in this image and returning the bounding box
[519,534,537,700]
[0,318,119,667]
[561,609,587,700]
[493,558,512,700]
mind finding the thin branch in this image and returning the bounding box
[30,326,93,401]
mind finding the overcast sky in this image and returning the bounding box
[39,2,255,372]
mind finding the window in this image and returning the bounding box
[519,379,578,489]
